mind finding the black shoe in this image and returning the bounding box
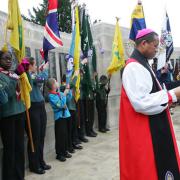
[68,149,75,154]
[64,152,72,158]
[79,137,89,143]
[30,168,46,175]
[91,130,98,136]
[87,132,96,137]
[75,139,82,145]
[105,128,110,131]
[56,155,66,162]
[73,144,83,150]
[41,164,51,170]
[99,129,106,133]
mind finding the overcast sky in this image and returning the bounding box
[0,0,180,47]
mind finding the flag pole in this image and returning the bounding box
[22,76,34,152]
[18,64,34,153]
[25,106,35,152]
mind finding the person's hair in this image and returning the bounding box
[27,57,35,65]
[0,50,12,60]
[135,32,159,46]
[100,75,108,81]
[46,78,56,91]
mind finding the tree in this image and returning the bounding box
[24,0,72,33]
[58,0,72,33]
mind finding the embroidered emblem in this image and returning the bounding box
[165,171,174,180]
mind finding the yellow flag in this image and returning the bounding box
[73,6,81,102]
[19,73,32,109]
[107,19,125,75]
[7,0,31,109]
[7,0,25,61]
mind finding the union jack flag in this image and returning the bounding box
[41,0,63,62]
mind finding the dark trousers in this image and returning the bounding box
[97,103,107,130]
[70,110,78,144]
[26,101,47,170]
[85,99,95,135]
[55,118,68,156]
[66,118,73,151]
[77,100,86,139]
[0,113,25,180]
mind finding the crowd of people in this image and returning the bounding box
[0,50,110,180]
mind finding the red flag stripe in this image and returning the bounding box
[45,24,63,46]
[48,0,58,10]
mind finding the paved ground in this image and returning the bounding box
[26,106,180,180]
[171,106,180,151]
[26,129,119,180]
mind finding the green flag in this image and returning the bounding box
[81,8,89,57]
[80,7,92,97]
[86,15,97,72]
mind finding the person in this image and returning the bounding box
[0,51,27,180]
[152,58,157,73]
[156,63,172,86]
[60,73,82,153]
[47,78,72,162]
[77,69,89,143]
[65,71,83,150]
[120,29,180,179]
[85,76,97,137]
[157,63,180,91]
[80,61,98,138]
[96,75,110,133]
[26,57,51,174]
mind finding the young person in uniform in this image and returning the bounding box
[26,57,51,174]
[0,51,27,180]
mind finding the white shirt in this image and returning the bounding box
[122,62,177,115]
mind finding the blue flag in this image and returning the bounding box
[129,1,146,41]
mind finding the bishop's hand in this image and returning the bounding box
[172,86,180,99]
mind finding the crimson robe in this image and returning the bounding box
[119,49,180,180]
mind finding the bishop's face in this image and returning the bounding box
[143,36,159,59]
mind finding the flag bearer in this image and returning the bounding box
[26,57,51,174]
[0,50,27,180]
[47,78,72,162]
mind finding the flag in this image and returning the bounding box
[65,2,76,85]
[165,13,174,61]
[157,12,174,70]
[81,8,89,58]
[107,19,125,75]
[129,0,146,41]
[73,6,81,101]
[92,45,97,72]
[80,7,93,97]
[86,15,97,72]
[42,0,63,62]
[65,26,76,85]
[7,0,25,61]
[7,0,32,109]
